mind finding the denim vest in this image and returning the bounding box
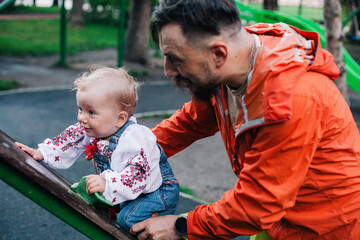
[93,120,178,184]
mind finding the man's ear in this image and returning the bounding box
[210,42,228,68]
[116,111,128,128]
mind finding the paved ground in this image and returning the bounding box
[1,44,360,240]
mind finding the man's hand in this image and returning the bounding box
[86,174,106,194]
[15,142,44,161]
[130,214,182,240]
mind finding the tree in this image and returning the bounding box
[124,0,152,65]
[52,0,59,7]
[324,0,349,104]
[263,0,278,11]
[69,0,85,27]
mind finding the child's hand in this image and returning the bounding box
[86,174,106,194]
[15,142,44,161]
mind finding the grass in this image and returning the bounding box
[0,19,118,56]
[2,5,62,14]
[0,6,118,90]
[0,79,19,90]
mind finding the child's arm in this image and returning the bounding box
[15,142,44,161]
[37,123,88,169]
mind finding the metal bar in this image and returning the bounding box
[118,0,126,67]
[0,0,15,13]
[343,6,360,28]
[59,0,66,65]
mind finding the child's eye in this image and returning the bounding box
[89,110,95,116]
[78,107,82,113]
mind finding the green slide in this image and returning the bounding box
[235,1,360,94]
[0,0,15,12]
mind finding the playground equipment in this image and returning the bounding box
[0,0,15,12]
[343,6,360,42]
[0,130,134,240]
[235,1,360,94]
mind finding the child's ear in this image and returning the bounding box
[116,111,128,128]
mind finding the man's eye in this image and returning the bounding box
[174,60,182,67]
[167,55,182,67]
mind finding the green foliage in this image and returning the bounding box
[84,0,131,26]
[128,70,149,78]
[0,79,18,91]
[2,5,61,14]
[0,19,117,56]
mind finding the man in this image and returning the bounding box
[130,0,360,239]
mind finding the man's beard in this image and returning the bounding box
[172,63,219,102]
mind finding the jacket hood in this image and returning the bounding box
[246,23,340,80]
[229,23,340,134]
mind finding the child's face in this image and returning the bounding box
[76,85,127,139]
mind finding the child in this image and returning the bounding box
[15,66,180,232]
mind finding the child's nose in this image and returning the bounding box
[78,113,87,123]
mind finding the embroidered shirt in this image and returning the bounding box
[38,117,163,205]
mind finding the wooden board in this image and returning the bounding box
[0,129,135,240]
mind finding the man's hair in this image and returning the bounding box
[74,66,139,116]
[151,0,242,45]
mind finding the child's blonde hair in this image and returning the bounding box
[74,66,139,116]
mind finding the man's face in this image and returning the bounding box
[159,24,220,101]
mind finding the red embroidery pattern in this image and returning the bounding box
[112,197,117,203]
[132,184,147,194]
[62,136,84,152]
[111,177,117,183]
[47,123,83,147]
[120,148,150,189]
[55,156,60,161]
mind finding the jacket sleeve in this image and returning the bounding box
[152,100,219,157]
[187,94,323,239]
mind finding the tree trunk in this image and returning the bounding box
[69,0,84,27]
[263,0,278,11]
[124,0,152,65]
[52,0,59,7]
[324,0,349,104]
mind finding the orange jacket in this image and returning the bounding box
[152,23,360,239]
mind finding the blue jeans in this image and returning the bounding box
[117,146,180,232]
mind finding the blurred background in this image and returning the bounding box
[0,0,359,239]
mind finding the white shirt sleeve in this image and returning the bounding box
[38,122,89,169]
[100,123,163,205]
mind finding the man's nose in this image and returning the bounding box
[164,58,179,78]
